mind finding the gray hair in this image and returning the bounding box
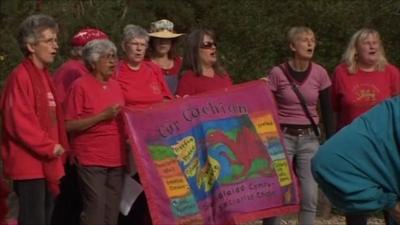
[122,24,149,45]
[17,14,58,56]
[70,46,83,58]
[82,39,117,70]
[287,26,314,45]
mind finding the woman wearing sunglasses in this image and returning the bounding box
[176,29,232,96]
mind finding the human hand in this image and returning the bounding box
[53,144,65,157]
[101,104,121,120]
[175,94,189,98]
[389,202,400,224]
[260,77,269,82]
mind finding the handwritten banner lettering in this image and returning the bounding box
[123,81,300,225]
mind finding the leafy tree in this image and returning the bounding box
[1,0,400,85]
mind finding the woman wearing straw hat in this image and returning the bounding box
[147,19,184,94]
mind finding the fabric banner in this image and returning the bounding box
[123,81,299,225]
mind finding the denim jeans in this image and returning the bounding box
[264,131,319,225]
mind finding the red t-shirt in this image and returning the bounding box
[64,75,125,167]
[146,57,182,94]
[114,61,173,109]
[176,70,233,96]
[332,63,400,129]
[160,57,182,76]
[53,59,89,103]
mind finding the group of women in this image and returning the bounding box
[263,27,400,225]
[1,13,400,225]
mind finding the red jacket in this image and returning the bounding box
[1,63,64,180]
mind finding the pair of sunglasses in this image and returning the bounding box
[200,42,217,49]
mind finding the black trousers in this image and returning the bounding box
[14,179,54,225]
[51,164,82,225]
[345,212,391,225]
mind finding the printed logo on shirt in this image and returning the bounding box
[47,92,57,107]
[353,84,380,104]
[151,82,162,94]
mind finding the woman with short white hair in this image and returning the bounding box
[115,24,172,110]
[63,39,126,225]
[1,14,67,225]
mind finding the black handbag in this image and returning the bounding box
[278,63,320,137]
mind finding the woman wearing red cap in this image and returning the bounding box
[53,28,109,104]
[146,19,184,94]
[52,27,109,225]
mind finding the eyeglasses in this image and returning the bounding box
[200,42,217,49]
[127,41,148,48]
[37,38,58,46]
[101,53,117,61]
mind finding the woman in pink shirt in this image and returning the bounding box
[64,39,125,225]
[331,28,400,225]
[264,26,334,225]
[176,29,233,96]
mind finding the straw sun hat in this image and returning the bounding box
[148,19,183,39]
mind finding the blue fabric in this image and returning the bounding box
[312,96,400,213]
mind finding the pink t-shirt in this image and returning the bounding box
[114,61,173,110]
[267,62,331,125]
[53,59,89,103]
[332,63,400,130]
[64,75,125,167]
[176,70,233,96]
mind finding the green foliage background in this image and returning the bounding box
[1,0,400,84]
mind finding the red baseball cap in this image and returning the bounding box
[71,28,109,47]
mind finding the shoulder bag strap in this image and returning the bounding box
[278,64,320,137]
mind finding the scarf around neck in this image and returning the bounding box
[22,58,69,196]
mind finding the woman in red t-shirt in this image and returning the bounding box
[331,28,400,225]
[114,24,173,110]
[116,24,174,225]
[64,39,125,225]
[146,19,184,94]
[176,29,233,96]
